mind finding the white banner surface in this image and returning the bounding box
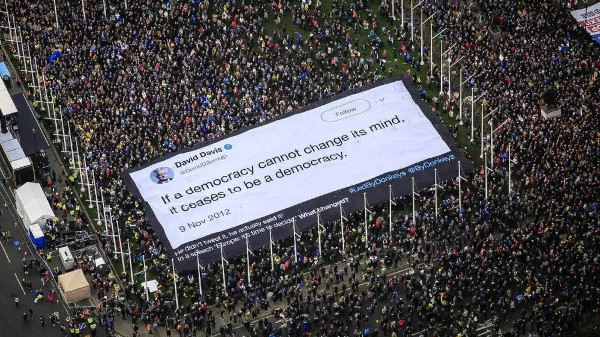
[127,81,450,252]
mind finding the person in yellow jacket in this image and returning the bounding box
[90,322,97,337]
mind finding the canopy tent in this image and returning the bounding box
[15,182,54,229]
[57,269,90,303]
[0,129,34,185]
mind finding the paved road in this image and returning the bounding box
[0,182,71,337]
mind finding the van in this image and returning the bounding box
[58,246,75,271]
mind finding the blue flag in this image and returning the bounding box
[48,50,62,66]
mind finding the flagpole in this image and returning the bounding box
[420,13,435,65]
[430,19,433,77]
[363,192,368,249]
[117,222,125,274]
[434,169,438,218]
[419,7,423,63]
[196,253,202,296]
[431,28,446,79]
[172,258,179,310]
[459,69,463,124]
[53,0,59,28]
[221,245,227,291]
[293,218,298,264]
[317,210,322,258]
[484,151,488,203]
[401,0,404,29]
[245,236,251,287]
[269,228,274,271]
[471,87,475,141]
[339,204,346,257]
[388,185,393,239]
[127,240,133,285]
[458,161,462,217]
[412,177,416,225]
[439,38,443,95]
[480,101,484,158]
[81,0,86,21]
[490,120,494,169]
[508,143,512,195]
[460,72,476,126]
[143,255,149,303]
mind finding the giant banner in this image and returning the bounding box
[123,78,472,271]
[571,2,600,44]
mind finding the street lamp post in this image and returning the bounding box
[471,90,486,142]
[490,118,509,169]
[52,0,59,28]
[439,39,443,95]
[401,0,404,28]
[440,43,457,96]
[459,72,476,125]
[420,13,435,66]
[32,129,38,155]
[430,28,446,78]
[481,107,498,159]
[448,55,464,97]
[410,0,424,42]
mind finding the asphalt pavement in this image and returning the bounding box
[0,183,71,337]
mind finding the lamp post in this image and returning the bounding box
[440,42,457,96]
[471,89,486,142]
[410,0,424,42]
[508,143,517,195]
[448,55,464,97]
[459,72,476,125]
[420,13,435,66]
[52,0,59,28]
[32,128,38,155]
[480,107,498,158]
[489,118,510,169]
[430,28,446,78]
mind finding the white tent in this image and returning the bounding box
[15,182,54,229]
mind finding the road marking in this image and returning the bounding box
[14,273,25,294]
[0,240,10,263]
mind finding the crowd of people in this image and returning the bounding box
[8,0,600,336]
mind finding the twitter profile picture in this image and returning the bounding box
[151,167,174,184]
